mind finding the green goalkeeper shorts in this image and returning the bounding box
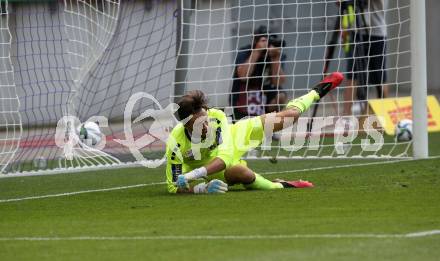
[206,116,265,182]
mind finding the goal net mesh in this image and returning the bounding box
[1,0,176,173]
[0,0,414,174]
[175,0,412,159]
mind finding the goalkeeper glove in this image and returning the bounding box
[193,179,228,194]
[176,174,189,190]
[175,167,208,189]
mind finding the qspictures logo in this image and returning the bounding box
[55,92,386,168]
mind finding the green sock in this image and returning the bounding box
[244,173,283,190]
[286,90,320,113]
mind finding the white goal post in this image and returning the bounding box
[410,0,428,159]
[0,0,429,176]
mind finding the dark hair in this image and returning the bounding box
[177,90,208,121]
[253,25,286,48]
[253,25,269,48]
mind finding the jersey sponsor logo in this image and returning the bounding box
[215,127,223,145]
[171,164,182,182]
[184,149,195,160]
[208,127,223,150]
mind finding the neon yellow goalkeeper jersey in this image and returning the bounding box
[165,108,234,193]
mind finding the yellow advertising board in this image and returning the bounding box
[368,95,440,135]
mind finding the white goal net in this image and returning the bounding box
[0,1,21,173]
[0,0,425,175]
[1,0,177,174]
[175,0,415,159]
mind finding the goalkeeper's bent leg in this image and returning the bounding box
[224,164,283,190]
[243,173,283,190]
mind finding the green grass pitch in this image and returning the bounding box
[0,135,440,260]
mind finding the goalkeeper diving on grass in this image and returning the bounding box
[166,72,344,194]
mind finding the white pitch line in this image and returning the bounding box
[263,155,440,175]
[262,159,408,175]
[0,230,439,241]
[0,155,439,204]
[0,182,165,203]
[405,230,440,237]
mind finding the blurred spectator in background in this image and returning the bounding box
[230,25,287,121]
[341,0,389,115]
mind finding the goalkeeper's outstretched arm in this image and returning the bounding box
[165,145,228,194]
